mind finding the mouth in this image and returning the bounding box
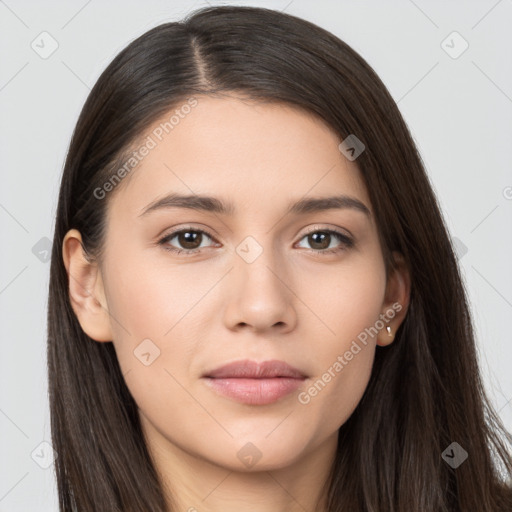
[202,359,307,406]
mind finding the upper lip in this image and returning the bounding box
[204,359,307,379]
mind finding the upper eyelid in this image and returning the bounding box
[161,226,217,242]
[302,224,353,238]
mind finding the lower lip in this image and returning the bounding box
[204,377,304,405]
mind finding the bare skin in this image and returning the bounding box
[62,95,410,512]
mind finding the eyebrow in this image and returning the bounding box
[138,193,371,218]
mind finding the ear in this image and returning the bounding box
[376,251,410,347]
[62,229,113,342]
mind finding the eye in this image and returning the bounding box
[295,227,354,255]
[157,225,354,256]
[157,227,218,256]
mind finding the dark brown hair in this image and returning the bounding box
[47,5,512,511]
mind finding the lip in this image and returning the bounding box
[203,359,307,405]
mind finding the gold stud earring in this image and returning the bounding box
[386,326,393,337]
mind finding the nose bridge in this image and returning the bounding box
[224,231,296,332]
[234,232,287,296]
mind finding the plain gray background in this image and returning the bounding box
[1,0,511,509]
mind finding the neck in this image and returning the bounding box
[144,423,337,512]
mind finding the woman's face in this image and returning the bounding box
[65,95,408,473]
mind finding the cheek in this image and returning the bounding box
[104,270,198,438]
[305,346,375,442]
[295,256,385,428]
[299,251,386,340]
[104,248,208,340]
[297,325,377,438]
[101,254,190,385]
[102,251,217,409]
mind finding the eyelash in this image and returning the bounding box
[157,225,354,257]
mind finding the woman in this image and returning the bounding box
[47,5,512,511]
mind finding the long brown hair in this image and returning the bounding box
[47,5,512,511]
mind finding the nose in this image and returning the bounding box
[222,247,297,334]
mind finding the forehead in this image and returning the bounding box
[107,95,372,221]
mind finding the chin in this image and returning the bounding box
[199,435,315,473]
